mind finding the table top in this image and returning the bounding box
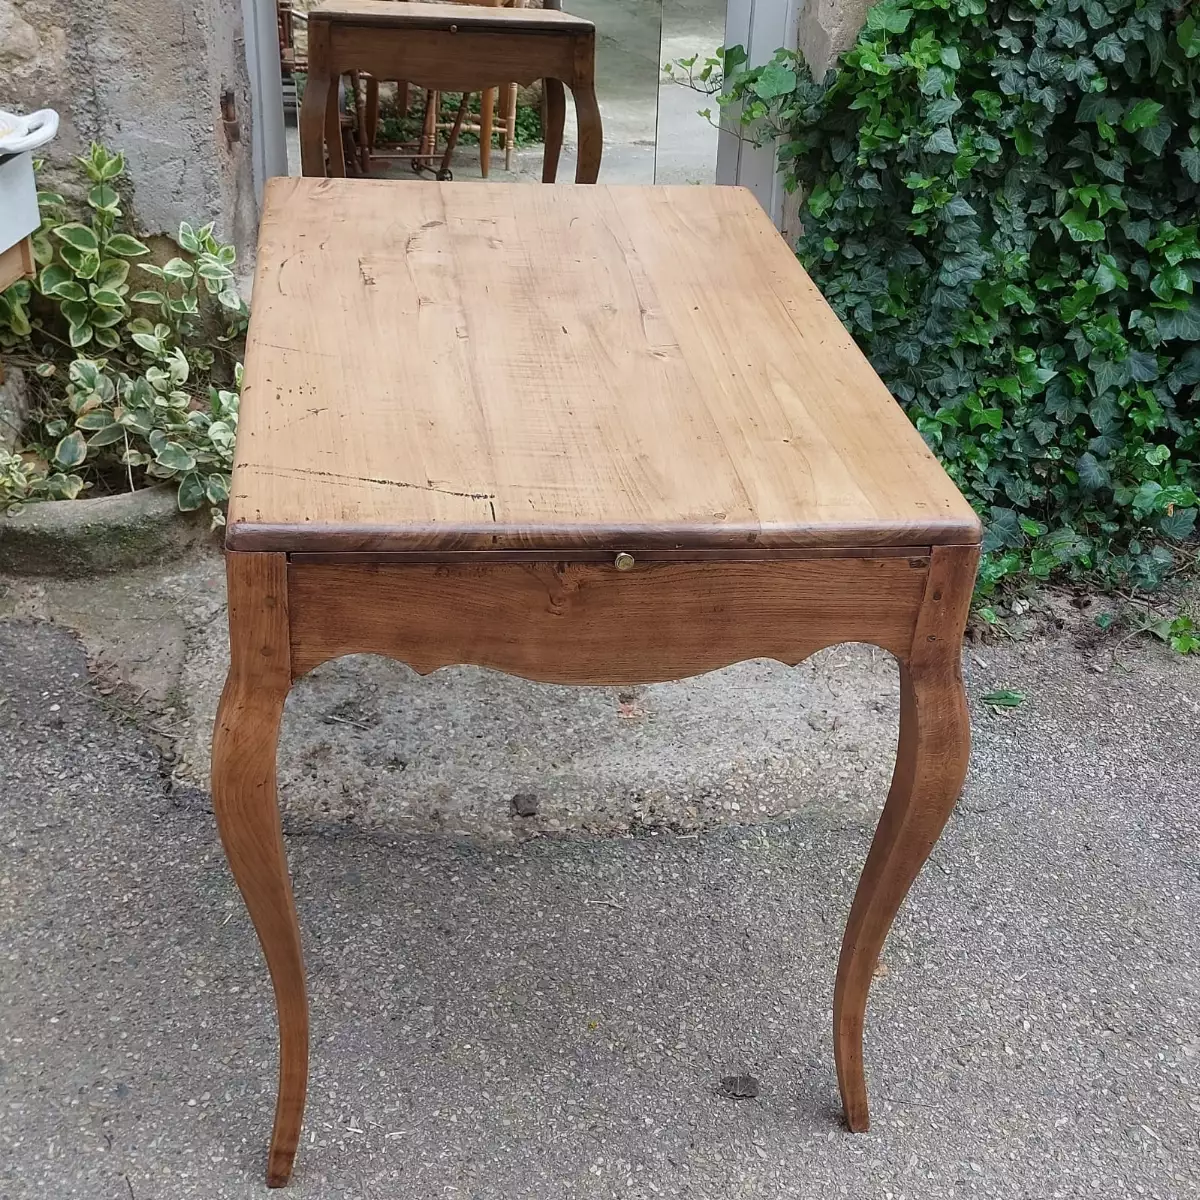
[307,0,593,31]
[229,178,980,556]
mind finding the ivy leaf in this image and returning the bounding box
[1155,303,1200,341]
[1062,57,1099,85]
[1178,147,1200,184]
[104,234,150,257]
[752,62,797,100]
[38,263,71,296]
[155,442,197,473]
[177,222,201,253]
[89,287,126,310]
[1126,350,1159,382]
[87,423,128,448]
[1044,528,1092,563]
[161,257,195,281]
[1159,509,1197,540]
[1135,121,1172,156]
[1061,208,1106,242]
[68,322,94,348]
[74,410,112,430]
[1089,394,1120,431]
[926,96,962,124]
[53,280,89,303]
[1055,17,1087,48]
[865,1,912,35]
[205,473,231,504]
[1093,262,1126,293]
[983,506,1024,552]
[1076,452,1110,490]
[60,245,100,279]
[94,259,130,290]
[87,184,121,213]
[176,472,206,511]
[1122,99,1164,132]
[53,430,88,469]
[1169,347,1200,390]
[924,126,957,154]
[1179,15,1200,58]
[53,223,99,253]
[919,66,947,96]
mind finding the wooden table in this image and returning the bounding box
[0,236,33,293]
[214,177,982,1186]
[300,0,601,183]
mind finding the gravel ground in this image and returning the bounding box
[1,616,1198,1199]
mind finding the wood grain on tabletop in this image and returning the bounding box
[229,178,981,553]
[307,0,592,29]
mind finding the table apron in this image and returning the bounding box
[326,25,582,90]
[285,556,933,684]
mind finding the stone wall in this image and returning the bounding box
[1,0,258,256]
[795,0,871,77]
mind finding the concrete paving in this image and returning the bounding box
[1,578,1198,1198]
[0,551,945,841]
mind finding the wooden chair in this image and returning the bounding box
[355,0,528,179]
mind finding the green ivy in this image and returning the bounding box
[679,0,1200,591]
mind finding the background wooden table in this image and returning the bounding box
[214,177,982,1186]
[300,0,602,183]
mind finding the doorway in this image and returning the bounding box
[244,0,731,188]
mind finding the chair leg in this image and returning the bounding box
[414,89,438,173]
[504,82,518,171]
[832,545,976,1131]
[211,552,308,1187]
[364,75,380,162]
[542,78,565,183]
[480,87,495,178]
[326,77,347,178]
[350,71,369,173]
[440,94,472,177]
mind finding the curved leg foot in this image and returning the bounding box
[212,552,308,1187]
[542,77,565,183]
[833,545,977,1131]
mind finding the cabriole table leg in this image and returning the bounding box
[833,544,978,1130]
[211,552,309,1187]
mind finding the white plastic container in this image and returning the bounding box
[0,109,59,278]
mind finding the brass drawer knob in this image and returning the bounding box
[613,552,636,571]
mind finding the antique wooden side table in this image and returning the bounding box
[213,177,982,1186]
[299,0,601,184]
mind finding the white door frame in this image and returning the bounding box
[241,0,289,204]
[716,0,801,226]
